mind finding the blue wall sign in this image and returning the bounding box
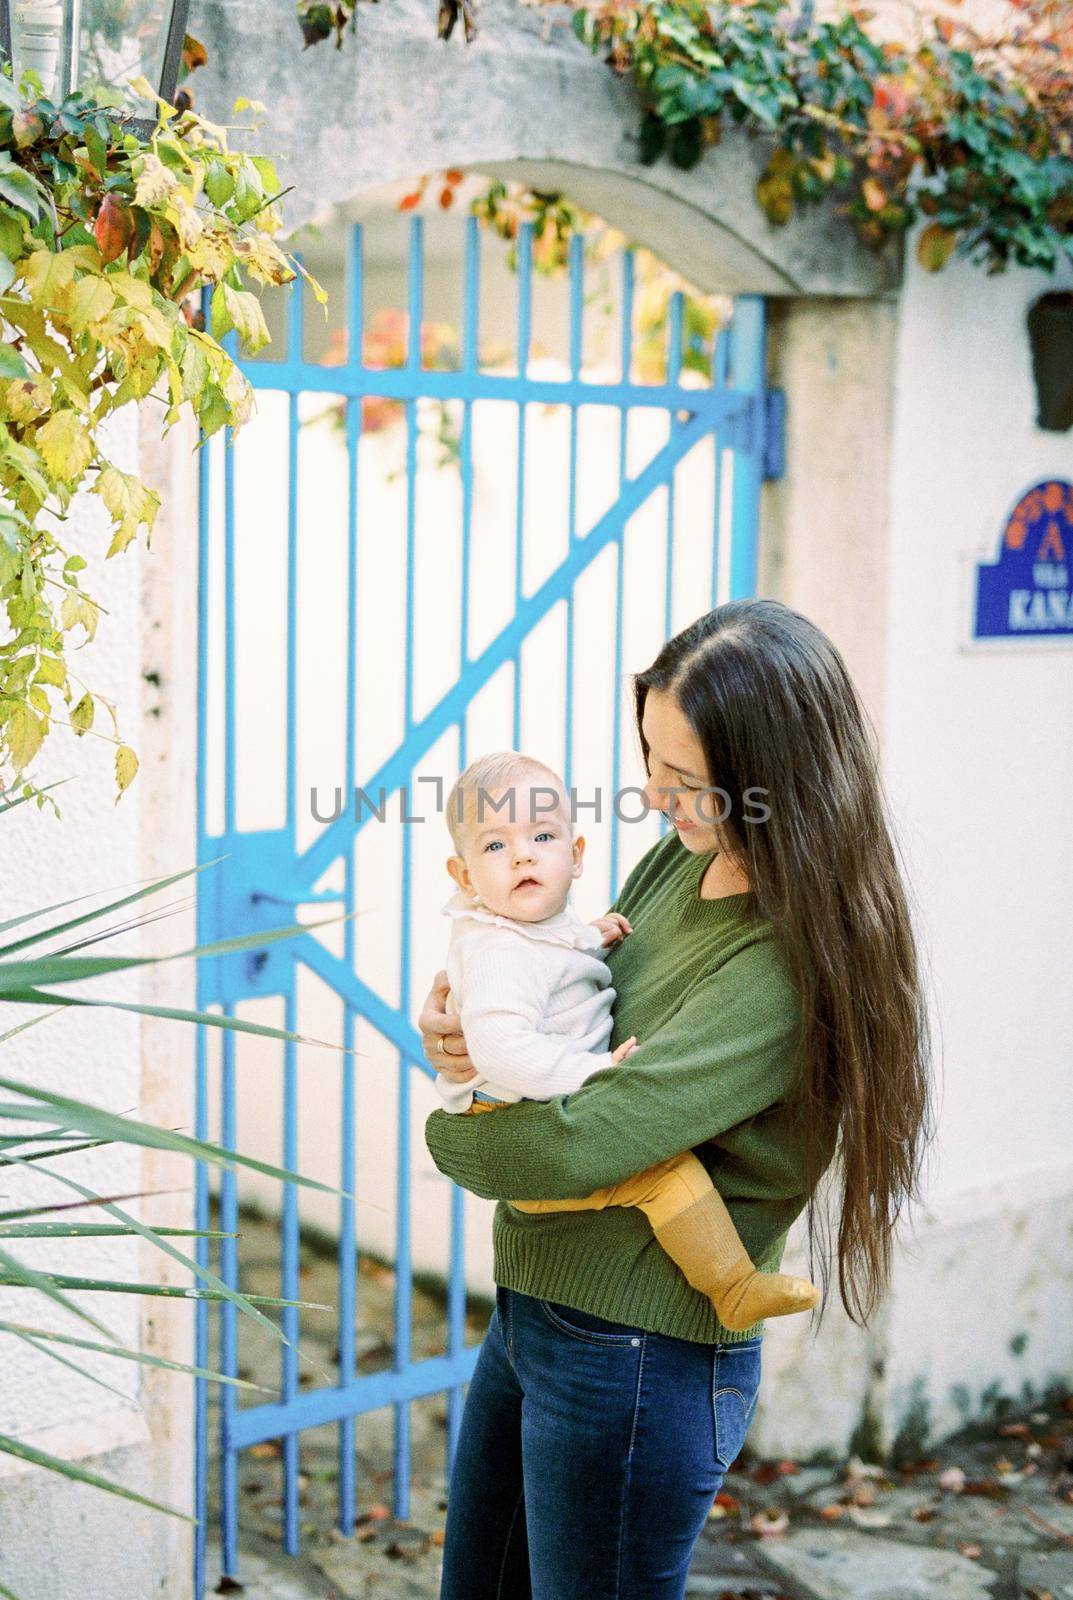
[972,479,1073,642]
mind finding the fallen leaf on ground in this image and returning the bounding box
[750,1509,789,1538]
[848,1506,893,1529]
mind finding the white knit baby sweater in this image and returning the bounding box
[435,887,617,1115]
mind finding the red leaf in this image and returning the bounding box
[94,193,135,264]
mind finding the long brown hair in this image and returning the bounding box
[634,599,934,1326]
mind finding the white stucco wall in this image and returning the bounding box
[0,410,193,1598]
[880,239,1073,1441]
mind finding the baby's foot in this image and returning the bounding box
[715,1269,820,1332]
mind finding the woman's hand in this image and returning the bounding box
[419,970,477,1084]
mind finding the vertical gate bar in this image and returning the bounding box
[281,1002,301,1553]
[727,296,764,600]
[446,214,481,1469]
[193,364,212,1600]
[711,325,729,608]
[219,1020,239,1578]
[610,248,633,897]
[280,268,304,1556]
[664,291,683,642]
[337,221,364,1535]
[392,213,424,1522]
[219,419,240,1580]
[564,231,583,794]
[512,221,533,749]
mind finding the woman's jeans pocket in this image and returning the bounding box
[538,1298,646,1347]
[712,1337,763,1472]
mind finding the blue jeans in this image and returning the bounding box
[440,1287,763,1600]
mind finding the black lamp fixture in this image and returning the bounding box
[0,0,190,115]
[1027,292,1073,434]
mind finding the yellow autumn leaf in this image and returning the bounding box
[108,272,155,311]
[187,229,233,283]
[115,743,139,797]
[21,247,80,307]
[36,409,94,483]
[917,221,957,271]
[223,285,270,355]
[5,702,45,774]
[67,275,117,334]
[99,464,160,556]
[4,372,51,423]
[70,691,94,735]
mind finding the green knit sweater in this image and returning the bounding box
[424,828,833,1344]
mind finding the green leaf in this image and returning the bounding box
[0,1242,117,1342]
[0,1074,348,1199]
[0,1434,192,1520]
[0,1319,267,1391]
[204,159,235,208]
[0,338,28,377]
[3,1149,300,1354]
[0,160,43,221]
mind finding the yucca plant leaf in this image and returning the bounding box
[4,1151,296,1352]
[0,1223,228,1239]
[0,988,352,1054]
[15,1330,139,1406]
[0,1319,268,1391]
[0,1435,192,1520]
[0,779,68,825]
[0,1139,108,1166]
[0,1244,118,1342]
[0,909,352,990]
[0,1191,157,1222]
[0,1272,327,1308]
[0,1077,349,1197]
[0,857,228,952]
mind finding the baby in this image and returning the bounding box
[433,749,820,1332]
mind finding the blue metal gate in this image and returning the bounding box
[193,209,782,1591]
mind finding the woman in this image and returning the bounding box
[418,599,933,1600]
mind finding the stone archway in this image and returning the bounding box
[196,0,900,300]
[195,0,903,728]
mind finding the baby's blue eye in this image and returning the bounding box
[484,840,503,852]
[535,831,553,842]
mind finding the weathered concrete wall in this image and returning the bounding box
[761,296,899,733]
[189,0,901,299]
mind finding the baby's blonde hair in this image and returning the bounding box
[445,751,571,856]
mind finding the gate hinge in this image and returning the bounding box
[762,388,786,482]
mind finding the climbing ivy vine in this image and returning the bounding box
[296,0,1073,275]
[0,67,319,800]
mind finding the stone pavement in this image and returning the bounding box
[205,1215,1073,1599]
